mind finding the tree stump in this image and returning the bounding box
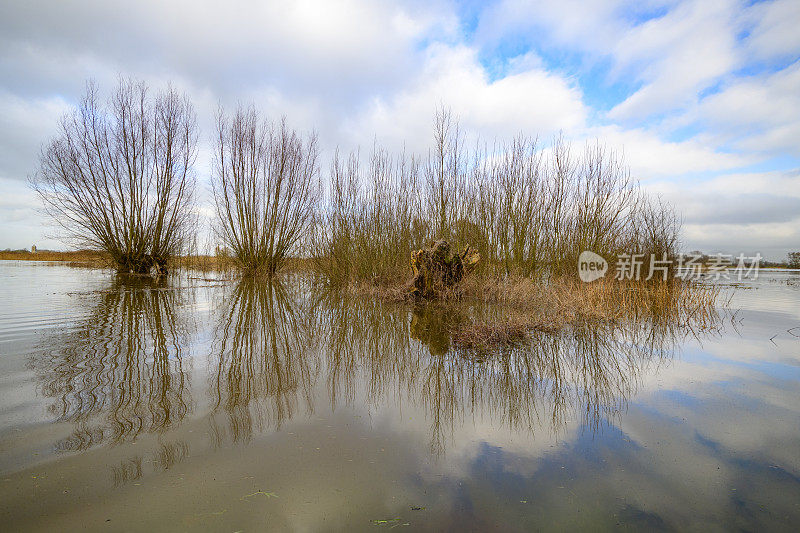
[408,240,480,299]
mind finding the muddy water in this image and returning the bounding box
[0,260,799,531]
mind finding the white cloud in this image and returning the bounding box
[743,0,800,61]
[697,61,800,154]
[0,0,452,101]
[345,44,588,152]
[588,125,752,178]
[0,91,69,182]
[608,0,739,121]
[473,0,630,53]
[645,169,800,258]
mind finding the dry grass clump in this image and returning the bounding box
[462,275,720,321]
[450,319,533,351]
[447,277,720,353]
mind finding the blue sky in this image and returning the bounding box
[0,0,798,258]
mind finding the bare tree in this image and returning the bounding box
[212,106,319,275]
[426,107,465,240]
[631,194,682,278]
[32,78,197,275]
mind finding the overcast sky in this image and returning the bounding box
[1,0,798,259]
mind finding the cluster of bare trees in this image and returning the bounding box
[33,79,319,276]
[314,108,681,284]
[34,80,680,281]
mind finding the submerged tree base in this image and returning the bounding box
[115,254,169,277]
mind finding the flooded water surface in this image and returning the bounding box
[1,261,799,531]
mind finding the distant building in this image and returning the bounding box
[31,245,37,253]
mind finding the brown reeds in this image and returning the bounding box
[450,319,531,351]
[312,146,426,286]
[449,276,721,353]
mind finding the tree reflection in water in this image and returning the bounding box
[315,291,707,454]
[31,276,191,451]
[32,275,717,456]
[209,277,318,445]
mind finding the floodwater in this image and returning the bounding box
[0,261,799,532]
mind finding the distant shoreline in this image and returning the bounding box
[0,250,108,267]
[1,250,795,272]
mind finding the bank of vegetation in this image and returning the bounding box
[313,108,679,289]
[28,78,716,344]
